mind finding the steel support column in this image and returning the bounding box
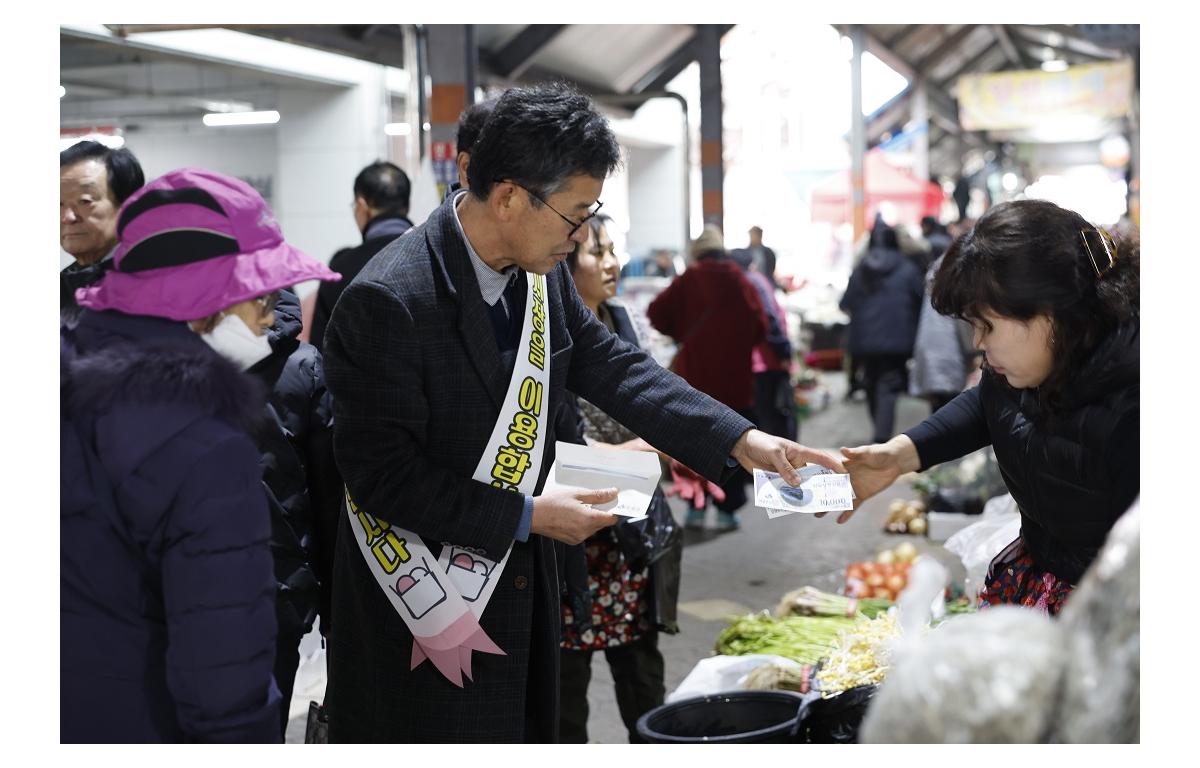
[426,25,470,199]
[697,24,724,232]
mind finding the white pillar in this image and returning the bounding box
[274,67,389,288]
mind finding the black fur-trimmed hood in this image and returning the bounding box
[62,310,266,435]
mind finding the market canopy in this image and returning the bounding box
[809,151,944,227]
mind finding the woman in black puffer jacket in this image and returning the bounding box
[840,200,1138,615]
[243,288,343,736]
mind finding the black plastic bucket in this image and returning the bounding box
[635,691,806,743]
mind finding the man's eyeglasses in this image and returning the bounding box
[500,180,602,238]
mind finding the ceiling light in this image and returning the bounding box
[59,86,66,98]
[202,110,280,127]
[1041,60,1068,72]
[384,122,412,136]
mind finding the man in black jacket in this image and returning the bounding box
[309,161,413,350]
[60,140,144,310]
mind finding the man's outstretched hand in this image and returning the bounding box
[730,428,846,485]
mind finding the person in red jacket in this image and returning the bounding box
[648,225,768,530]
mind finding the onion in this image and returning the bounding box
[893,541,918,562]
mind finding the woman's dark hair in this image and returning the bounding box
[931,199,1139,408]
[354,161,410,214]
[565,213,613,275]
[466,82,622,203]
[60,140,145,205]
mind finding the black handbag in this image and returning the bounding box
[304,700,329,743]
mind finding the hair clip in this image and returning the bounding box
[1080,228,1117,278]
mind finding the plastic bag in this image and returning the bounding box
[612,486,683,634]
[896,556,949,636]
[667,654,805,703]
[1052,500,1139,743]
[943,493,1020,601]
[859,606,1065,743]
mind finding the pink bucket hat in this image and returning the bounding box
[76,167,340,321]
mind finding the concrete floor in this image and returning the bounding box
[285,371,965,743]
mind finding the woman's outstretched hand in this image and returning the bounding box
[827,435,922,524]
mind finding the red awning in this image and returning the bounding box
[810,151,945,226]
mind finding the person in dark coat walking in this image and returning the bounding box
[60,140,144,311]
[61,167,339,743]
[235,288,343,735]
[839,224,925,443]
[842,200,1139,615]
[310,161,414,351]
[648,225,768,531]
[320,83,845,744]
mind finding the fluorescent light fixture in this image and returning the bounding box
[384,122,412,136]
[59,85,66,98]
[202,110,280,127]
[1041,59,1068,72]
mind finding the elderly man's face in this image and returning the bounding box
[512,174,604,276]
[61,159,120,266]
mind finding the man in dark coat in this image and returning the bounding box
[310,161,414,351]
[60,140,144,311]
[247,288,343,735]
[321,83,844,743]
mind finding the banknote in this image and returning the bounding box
[753,465,856,518]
